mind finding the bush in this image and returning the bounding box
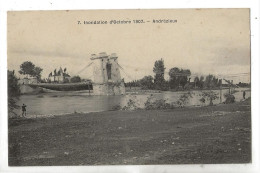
[224,93,235,104]
[176,92,193,107]
[111,105,121,111]
[199,97,206,104]
[122,99,139,110]
[70,76,81,83]
[200,91,219,106]
[144,95,174,110]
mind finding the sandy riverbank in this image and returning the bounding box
[9,99,251,166]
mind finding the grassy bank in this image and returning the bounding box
[9,99,251,165]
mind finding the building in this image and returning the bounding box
[17,75,39,94]
[18,76,38,85]
[48,67,71,83]
[91,52,125,95]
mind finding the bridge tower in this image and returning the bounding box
[90,52,125,95]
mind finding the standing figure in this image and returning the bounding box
[243,91,246,100]
[22,104,27,117]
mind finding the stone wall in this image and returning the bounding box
[92,82,125,95]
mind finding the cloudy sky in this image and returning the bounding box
[8,9,250,83]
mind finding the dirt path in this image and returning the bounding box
[8,99,251,166]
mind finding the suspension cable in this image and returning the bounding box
[75,62,93,75]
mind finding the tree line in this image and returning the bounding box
[125,59,223,91]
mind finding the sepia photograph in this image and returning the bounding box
[7,8,252,167]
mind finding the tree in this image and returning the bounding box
[8,70,20,116]
[194,76,199,88]
[70,76,81,83]
[153,59,166,90]
[198,76,204,89]
[179,69,191,88]
[204,74,219,89]
[169,67,181,89]
[169,67,191,89]
[19,61,35,76]
[139,75,154,89]
[19,61,43,80]
[32,66,43,81]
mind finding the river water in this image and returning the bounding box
[14,88,250,118]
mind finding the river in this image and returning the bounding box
[14,88,251,118]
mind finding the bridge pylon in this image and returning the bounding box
[90,52,125,95]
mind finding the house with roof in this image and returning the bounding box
[48,67,71,83]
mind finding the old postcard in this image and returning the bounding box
[6,8,253,168]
